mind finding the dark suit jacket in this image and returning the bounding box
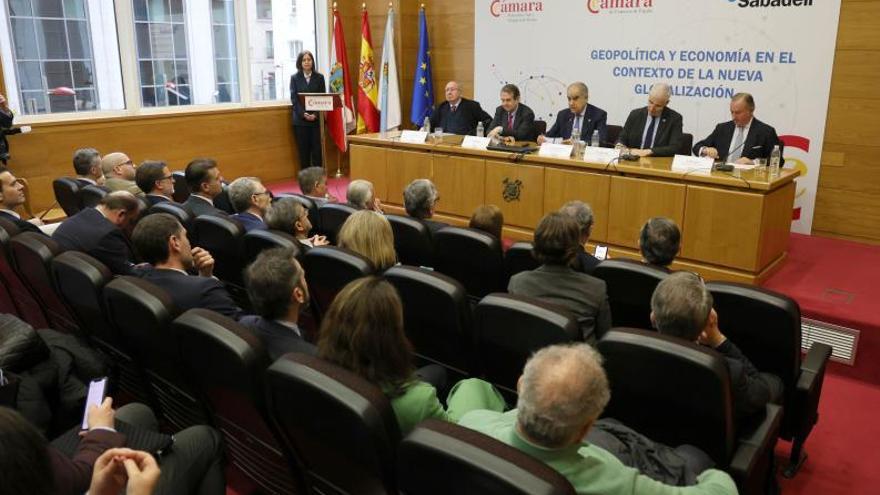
[75,177,97,188]
[692,118,784,164]
[490,103,536,141]
[182,195,227,218]
[146,194,171,207]
[52,207,136,275]
[238,315,317,360]
[138,268,243,319]
[290,71,327,127]
[0,210,43,235]
[618,106,684,157]
[430,98,492,136]
[0,109,12,159]
[715,339,783,420]
[230,212,267,232]
[545,105,608,144]
[575,247,601,275]
[49,428,126,495]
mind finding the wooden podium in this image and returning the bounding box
[297,93,343,177]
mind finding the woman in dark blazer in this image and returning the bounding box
[289,50,327,168]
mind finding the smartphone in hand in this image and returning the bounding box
[81,377,108,430]
[594,245,608,261]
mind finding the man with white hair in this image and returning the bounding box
[538,82,607,145]
[403,178,446,235]
[617,83,684,157]
[459,343,737,494]
[229,176,270,232]
[346,179,383,213]
[429,81,492,136]
[559,200,601,274]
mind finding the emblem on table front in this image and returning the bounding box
[502,178,522,202]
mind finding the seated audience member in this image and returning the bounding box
[693,92,784,165]
[0,166,47,234]
[297,166,337,206]
[101,152,143,196]
[318,276,504,435]
[639,217,680,269]
[429,80,492,136]
[559,200,601,274]
[182,158,227,218]
[53,191,142,275]
[228,177,270,232]
[469,204,503,241]
[72,147,105,187]
[264,197,328,250]
[488,83,535,143]
[346,179,383,212]
[0,400,224,495]
[337,210,396,271]
[538,82,608,145]
[403,179,446,235]
[651,272,783,420]
[132,213,242,319]
[508,212,611,342]
[135,160,175,206]
[616,83,684,157]
[241,247,316,359]
[458,344,737,494]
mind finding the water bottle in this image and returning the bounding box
[423,116,431,135]
[769,145,781,176]
[476,121,484,137]
[591,130,600,148]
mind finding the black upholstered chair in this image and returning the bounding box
[104,276,208,430]
[707,281,832,477]
[598,328,782,494]
[147,202,193,234]
[9,232,79,335]
[192,215,247,304]
[53,177,81,216]
[504,241,539,279]
[534,119,547,137]
[592,258,669,330]
[398,419,576,495]
[175,309,305,494]
[318,203,357,245]
[0,218,48,328]
[474,293,579,395]
[606,124,623,146]
[171,171,190,203]
[78,184,108,209]
[302,246,373,320]
[387,214,434,267]
[265,353,401,495]
[433,227,506,300]
[213,187,235,214]
[242,229,301,266]
[679,133,694,156]
[274,192,321,236]
[385,265,473,376]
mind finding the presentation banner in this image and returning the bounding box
[475,0,841,234]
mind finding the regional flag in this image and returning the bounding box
[379,6,401,131]
[327,8,355,152]
[410,7,434,126]
[357,8,380,134]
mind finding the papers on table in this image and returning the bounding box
[671,154,713,172]
[400,130,428,143]
[461,135,491,150]
[538,142,573,158]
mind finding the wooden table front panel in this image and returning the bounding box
[432,154,487,218]
[681,185,763,271]
[607,176,686,249]
[485,160,545,229]
[384,149,433,205]
[349,144,388,201]
[543,168,612,242]
[757,181,796,270]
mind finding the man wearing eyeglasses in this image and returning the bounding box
[229,177,271,232]
[616,83,684,157]
[101,152,144,197]
[136,160,176,206]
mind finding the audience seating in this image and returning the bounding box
[592,258,669,330]
[242,229,301,266]
[318,203,357,244]
[706,281,832,477]
[433,227,506,300]
[598,328,782,495]
[52,177,81,216]
[474,293,580,395]
[265,352,401,495]
[79,184,108,209]
[147,202,193,234]
[301,246,373,320]
[384,265,473,376]
[398,419,576,495]
[386,214,434,267]
[680,133,694,156]
[192,215,247,306]
[504,241,539,280]
[0,218,48,328]
[213,187,235,214]
[171,171,190,203]
[275,192,321,236]
[606,124,623,146]
[174,309,305,494]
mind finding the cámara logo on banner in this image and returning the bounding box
[587,0,654,15]
[490,0,544,18]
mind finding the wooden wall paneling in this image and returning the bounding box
[432,154,486,218]
[542,168,611,242]
[349,144,388,201]
[484,160,544,229]
[384,148,432,205]
[606,177,685,249]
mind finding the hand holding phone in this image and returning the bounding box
[594,245,608,261]
[82,378,110,430]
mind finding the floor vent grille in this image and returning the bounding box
[802,318,859,365]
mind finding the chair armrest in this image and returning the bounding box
[729,403,783,493]
[797,343,832,393]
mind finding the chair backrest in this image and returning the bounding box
[265,353,401,495]
[171,171,190,203]
[213,186,235,214]
[387,214,434,267]
[9,232,79,334]
[597,328,736,465]
[591,258,669,330]
[53,177,81,216]
[433,227,505,299]
[274,192,321,236]
[534,119,548,136]
[242,229,301,267]
[50,251,116,346]
[384,266,473,375]
[193,215,245,285]
[147,202,193,234]
[505,241,539,279]
[398,419,576,495]
[679,133,694,156]
[606,124,623,146]
[302,246,373,319]
[174,309,304,494]
[78,184,108,209]
[0,218,48,328]
[318,203,357,244]
[474,293,579,394]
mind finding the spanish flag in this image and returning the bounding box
[357,8,380,134]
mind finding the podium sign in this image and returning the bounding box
[303,94,336,112]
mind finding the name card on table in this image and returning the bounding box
[400,130,428,144]
[539,143,573,159]
[671,154,714,172]
[461,136,491,150]
[582,146,621,164]
[303,95,335,112]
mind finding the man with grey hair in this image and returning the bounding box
[693,92,784,165]
[617,83,684,157]
[229,176,270,232]
[346,179,383,213]
[559,200,601,274]
[651,272,783,421]
[72,147,105,187]
[403,178,446,234]
[297,166,336,206]
[639,217,680,269]
[538,82,608,145]
[101,152,144,196]
[459,343,737,494]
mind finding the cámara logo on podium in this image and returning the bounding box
[586,0,655,15]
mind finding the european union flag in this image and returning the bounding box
[410,8,434,126]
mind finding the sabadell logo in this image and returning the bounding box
[587,0,654,15]
[490,0,544,18]
[732,0,813,7]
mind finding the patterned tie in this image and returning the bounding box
[642,117,657,149]
[451,104,457,113]
[728,126,745,162]
[507,112,514,130]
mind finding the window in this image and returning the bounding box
[211,0,238,103]
[133,0,190,107]
[288,39,302,60]
[264,30,273,59]
[247,0,316,102]
[256,0,270,20]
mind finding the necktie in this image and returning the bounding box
[572,115,582,140]
[642,117,657,149]
[507,112,514,130]
[451,104,457,113]
[728,126,745,162]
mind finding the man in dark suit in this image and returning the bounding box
[693,92,784,164]
[0,166,47,234]
[559,200,601,275]
[539,82,608,145]
[132,212,243,319]
[0,93,14,162]
[241,246,316,359]
[181,158,227,218]
[616,83,684,157]
[429,81,492,136]
[72,147,106,187]
[52,191,142,275]
[228,176,270,232]
[403,178,446,237]
[488,84,536,142]
[135,160,176,207]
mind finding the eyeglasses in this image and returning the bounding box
[252,190,270,198]
[159,175,173,181]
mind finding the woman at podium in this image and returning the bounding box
[290,51,327,168]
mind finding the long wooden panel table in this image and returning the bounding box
[349,133,798,284]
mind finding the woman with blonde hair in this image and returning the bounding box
[337,210,397,271]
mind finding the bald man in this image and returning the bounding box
[101,152,144,197]
[428,81,492,136]
[617,83,684,157]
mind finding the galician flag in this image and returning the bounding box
[378,6,401,132]
[326,7,355,152]
[356,8,380,134]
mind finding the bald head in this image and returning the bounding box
[647,84,672,117]
[101,152,134,180]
